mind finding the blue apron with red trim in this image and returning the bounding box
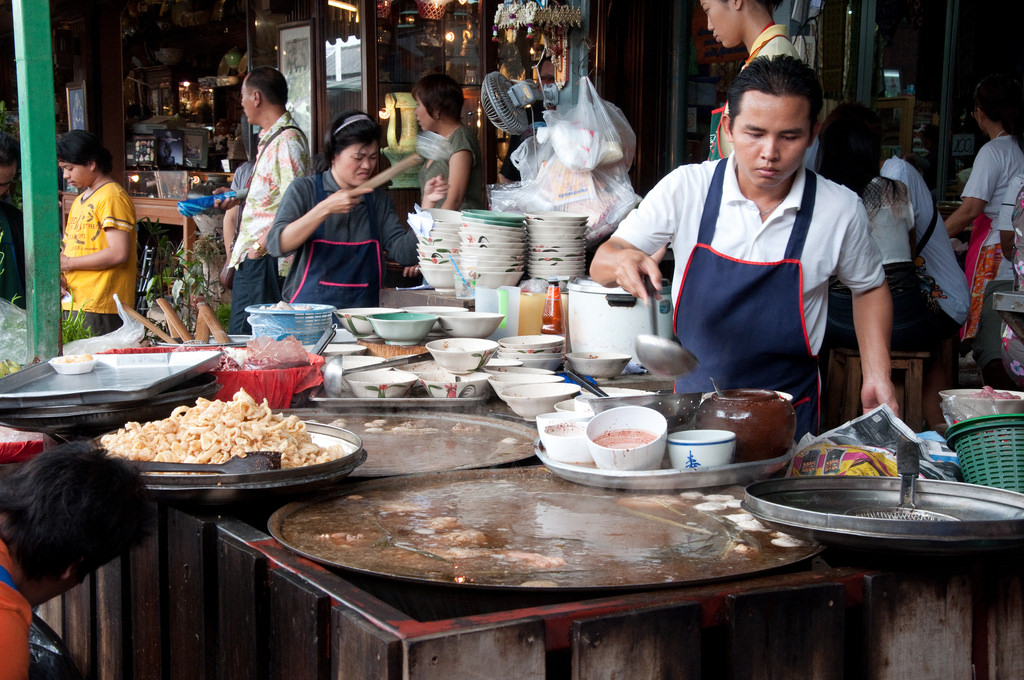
[674,161,820,438]
[289,173,382,308]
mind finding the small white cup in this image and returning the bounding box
[667,429,736,470]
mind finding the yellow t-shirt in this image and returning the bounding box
[62,182,138,314]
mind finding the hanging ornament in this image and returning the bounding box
[416,0,452,21]
[377,0,392,19]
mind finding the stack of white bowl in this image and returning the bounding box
[496,334,566,371]
[416,208,462,291]
[524,211,589,280]
[458,209,527,289]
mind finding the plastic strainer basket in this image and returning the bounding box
[944,413,1024,492]
[245,304,336,344]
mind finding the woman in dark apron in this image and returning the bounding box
[267,111,419,308]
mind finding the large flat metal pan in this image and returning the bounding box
[743,476,1024,554]
[268,467,821,590]
[307,387,489,412]
[292,410,537,477]
[537,441,793,490]
[0,351,222,408]
[0,373,220,436]
[131,422,366,504]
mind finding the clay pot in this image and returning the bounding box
[694,389,796,463]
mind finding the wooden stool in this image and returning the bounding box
[824,348,930,432]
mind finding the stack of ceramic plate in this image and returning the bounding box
[416,209,462,291]
[459,209,527,289]
[524,211,589,280]
[496,334,565,371]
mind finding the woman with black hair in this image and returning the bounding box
[57,130,137,335]
[267,111,419,308]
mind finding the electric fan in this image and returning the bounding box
[481,71,558,135]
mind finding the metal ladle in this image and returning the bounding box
[634,276,699,378]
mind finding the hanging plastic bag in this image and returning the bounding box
[544,77,629,172]
[0,297,27,364]
[64,294,145,356]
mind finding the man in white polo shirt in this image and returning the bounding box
[591,56,896,439]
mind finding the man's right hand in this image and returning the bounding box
[590,237,664,305]
[213,186,239,211]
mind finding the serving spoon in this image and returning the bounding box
[634,276,699,378]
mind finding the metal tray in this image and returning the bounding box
[537,442,793,490]
[135,422,366,504]
[268,467,822,590]
[294,410,537,477]
[0,351,222,408]
[0,373,221,436]
[743,476,1024,554]
[308,386,489,411]
[156,335,250,348]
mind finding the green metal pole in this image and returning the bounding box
[11,0,60,362]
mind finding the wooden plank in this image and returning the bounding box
[333,608,403,680]
[62,576,94,680]
[166,508,218,680]
[217,530,271,680]
[988,567,1024,679]
[726,582,846,680]
[404,618,546,680]
[95,555,126,680]
[571,601,702,680]
[36,598,63,638]
[863,572,973,680]
[129,514,166,679]
[268,568,331,680]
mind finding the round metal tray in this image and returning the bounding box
[268,467,821,590]
[742,476,1024,554]
[133,422,366,504]
[537,441,793,490]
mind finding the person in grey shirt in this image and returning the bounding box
[267,111,418,308]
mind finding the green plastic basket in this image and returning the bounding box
[945,414,1024,492]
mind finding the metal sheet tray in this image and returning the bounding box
[0,351,222,408]
[308,386,488,411]
[537,442,793,490]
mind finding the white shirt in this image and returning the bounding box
[882,157,969,324]
[962,135,1024,280]
[613,157,884,353]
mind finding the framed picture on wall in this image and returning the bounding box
[66,81,86,131]
[278,21,313,151]
[182,129,209,168]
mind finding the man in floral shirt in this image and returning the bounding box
[224,66,310,334]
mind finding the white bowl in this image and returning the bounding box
[667,429,736,469]
[566,351,632,379]
[497,351,564,371]
[404,306,468,316]
[499,335,566,353]
[483,365,555,375]
[366,312,438,346]
[49,354,97,375]
[497,382,581,421]
[438,312,506,339]
[524,211,589,223]
[554,399,577,413]
[320,343,368,358]
[335,307,400,337]
[536,411,594,464]
[483,357,523,369]
[418,262,456,290]
[476,271,526,288]
[343,368,419,399]
[574,388,654,414]
[417,369,491,399]
[338,355,386,371]
[585,406,668,471]
[487,372,565,394]
[426,207,464,224]
[424,338,500,374]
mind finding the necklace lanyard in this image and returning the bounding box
[0,564,17,591]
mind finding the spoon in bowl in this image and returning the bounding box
[634,275,699,378]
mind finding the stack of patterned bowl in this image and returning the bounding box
[496,334,566,371]
[416,208,462,291]
[458,209,527,289]
[524,211,589,280]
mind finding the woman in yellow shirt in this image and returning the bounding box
[58,130,137,335]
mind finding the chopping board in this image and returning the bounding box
[268,467,821,590]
